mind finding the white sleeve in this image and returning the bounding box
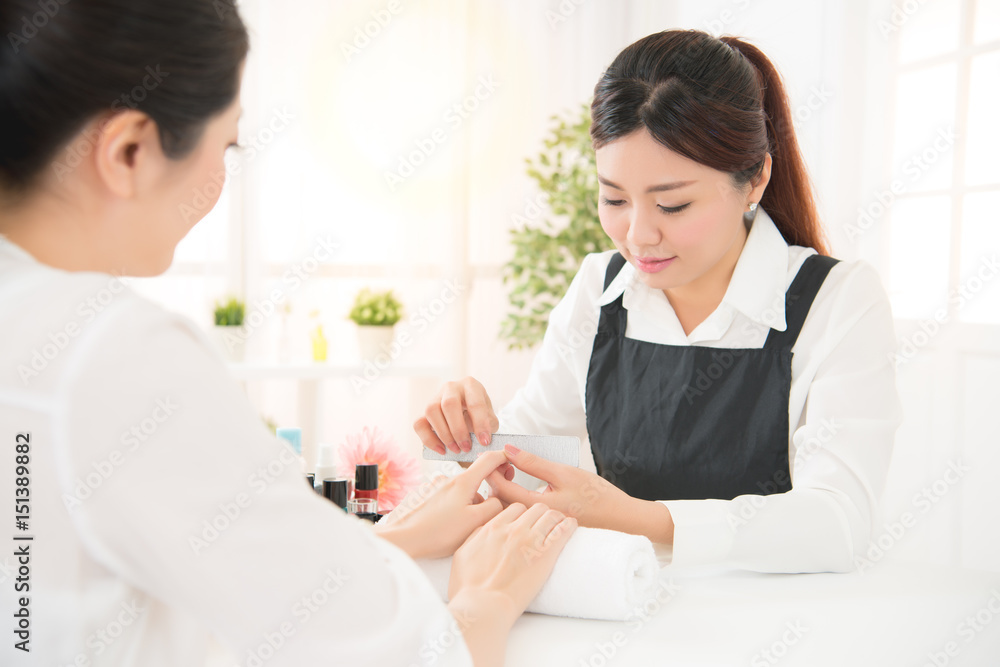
[662,262,902,573]
[59,297,472,666]
[496,252,607,440]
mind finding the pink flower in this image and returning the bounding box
[337,426,421,512]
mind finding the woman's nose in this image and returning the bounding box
[626,206,661,247]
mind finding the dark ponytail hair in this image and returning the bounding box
[591,29,828,255]
[0,0,249,194]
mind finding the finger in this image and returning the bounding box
[461,377,498,447]
[490,501,528,525]
[543,517,578,550]
[485,470,544,508]
[440,384,471,452]
[471,491,484,505]
[530,507,568,540]
[483,392,500,434]
[471,496,503,524]
[457,450,510,492]
[413,417,447,455]
[503,444,562,485]
[511,501,550,529]
[424,403,460,453]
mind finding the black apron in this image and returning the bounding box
[585,252,839,501]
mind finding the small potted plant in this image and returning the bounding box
[348,288,403,360]
[212,296,246,362]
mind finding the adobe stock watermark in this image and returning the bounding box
[855,459,970,572]
[51,65,170,183]
[577,578,681,667]
[350,278,466,394]
[340,0,403,62]
[877,0,932,38]
[703,0,752,35]
[727,418,842,531]
[212,0,241,20]
[179,106,295,223]
[889,254,1000,369]
[791,83,833,126]
[6,0,71,55]
[750,620,809,667]
[845,126,957,242]
[215,235,341,356]
[383,75,500,192]
[71,599,147,665]
[919,589,1000,667]
[60,397,179,511]
[509,192,549,228]
[17,272,134,385]
[188,444,303,556]
[237,567,352,667]
[546,0,590,30]
[407,607,477,666]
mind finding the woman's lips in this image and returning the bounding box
[634,256,677,273]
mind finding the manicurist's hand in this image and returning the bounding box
[447,502,577,667]
[487,444,676,544]
[374,450,516,559]
[413,376,499,454]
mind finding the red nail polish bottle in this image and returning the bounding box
[354,463,379,506]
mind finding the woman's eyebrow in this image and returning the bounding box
[597,174,696,192]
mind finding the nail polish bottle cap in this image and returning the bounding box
[323,478,350,510]
[276,427,302,455]
[355,463,379,491]
[305,473,315,490]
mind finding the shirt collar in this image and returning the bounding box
[0,234,39,265]
[596,207,791,331]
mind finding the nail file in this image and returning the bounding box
[422,433,580,467]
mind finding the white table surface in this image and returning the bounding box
[203,555,1000,666]
[505,555,1000,667]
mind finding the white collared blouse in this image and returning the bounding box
[0,238,472,667]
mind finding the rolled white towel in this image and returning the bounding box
[416,526,659,621]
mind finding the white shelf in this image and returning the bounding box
[226,360,452,382]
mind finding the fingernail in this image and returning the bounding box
[461,439,471,452]
[504,444,520,456]
[479,432,491,446]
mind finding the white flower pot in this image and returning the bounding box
[356,325,395,361]
[212,325,246,363]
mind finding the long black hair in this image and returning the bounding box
[591,30,828,254]
[0,0,249,195]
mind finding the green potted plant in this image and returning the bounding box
[212,296,246,362]
[501,102,613,349]
[348,288,403,360]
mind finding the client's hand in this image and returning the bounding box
[487,444,675,544]
[449,502,576,607]
[485,444,629,529]
[374,450,515,560]
[447,502,576,667]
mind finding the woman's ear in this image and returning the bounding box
[93,110,162,199]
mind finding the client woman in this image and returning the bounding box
[0,1,574,665]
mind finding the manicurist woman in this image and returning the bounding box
[417,30,901,573]
[0,1,576,665]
